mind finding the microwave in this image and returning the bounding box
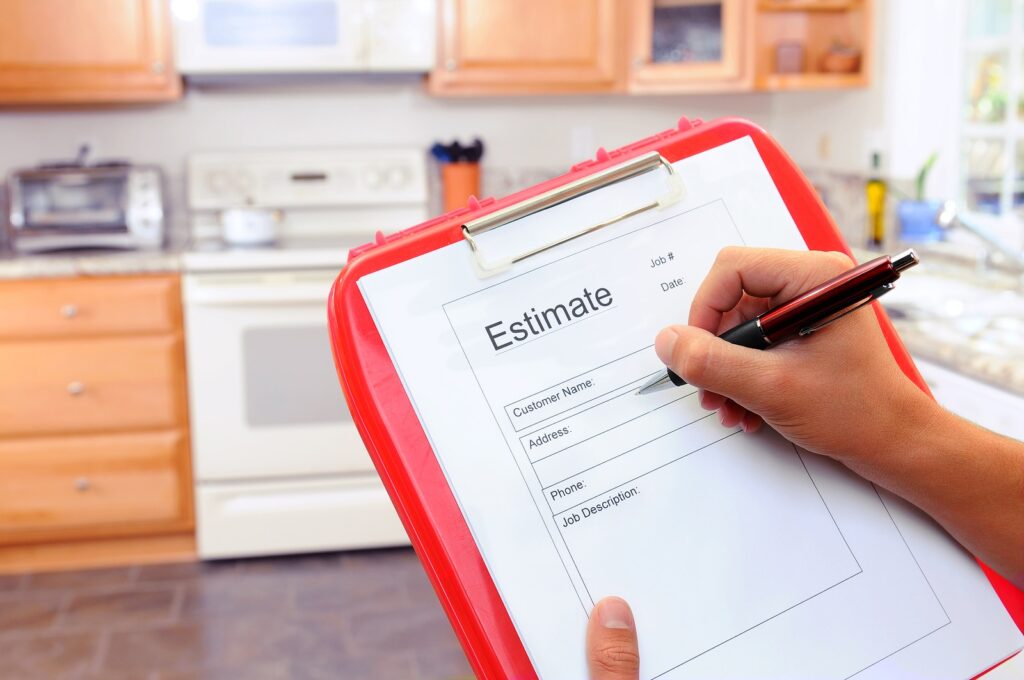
[6,165,165,253]
[172,0,435,75]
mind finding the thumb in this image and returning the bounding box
[587,597,640,680]
[655,325,778,410]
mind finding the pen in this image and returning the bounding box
[636,248,920,395]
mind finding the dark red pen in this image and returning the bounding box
[636,249,920,395]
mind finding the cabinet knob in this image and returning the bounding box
[74,477,91,492]
[67,381,85,396]
[61,304,78,319]
[445,59,456,71]
[152,61,165,74]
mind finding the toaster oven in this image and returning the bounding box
[7,165,165,253]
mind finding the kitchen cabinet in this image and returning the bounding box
[627,0,753,93]
[430,0,872,95]
[0,274,194,572]
[0,431,190,545]
[0,0,180,104]
[0,335,186,437]
[753,0,873,91]
[430,0,622,95]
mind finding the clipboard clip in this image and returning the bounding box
[798,283,894,336]
[462,151,685,277]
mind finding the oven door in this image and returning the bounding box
[184,269,370,481]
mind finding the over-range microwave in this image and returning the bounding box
[171,0,435,75]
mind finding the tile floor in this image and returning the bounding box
[0,548,475,680]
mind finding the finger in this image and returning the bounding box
[655,325,783,412]
[718,399,745,428]
[688,247,854,333]
[587,597,640,680]
[698,388,726,411]
[741,411,764,433]
[716,294,770,335]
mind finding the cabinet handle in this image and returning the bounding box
[74,477,91,492]
[67,381,85,396]
[61,304,78,319]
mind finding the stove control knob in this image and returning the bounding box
[206,171,228,195]
[235,171,254,194]
[363,168,384,190]
[387,166,411,189]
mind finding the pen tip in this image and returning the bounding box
[636,372,672,396]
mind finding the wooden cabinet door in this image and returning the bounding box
[0,275,181,340]
[0,335,188,437]
[0,0,180,104]
[0,430,191,544]
[431,0,621,95]
[628,0,751,93]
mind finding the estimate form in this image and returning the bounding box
[359,138,1023,679]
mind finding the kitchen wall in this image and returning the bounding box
[0,83,880,240]
[0,84,778,183]
[0,86,782,241]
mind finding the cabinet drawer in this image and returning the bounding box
[0,431,190,543]
[0,275,180,339]
[0,335,186,436]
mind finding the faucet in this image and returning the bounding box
[936,201,1024,274]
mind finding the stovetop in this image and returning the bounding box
[182,235,372,273]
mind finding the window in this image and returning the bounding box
[961,0,1024,216]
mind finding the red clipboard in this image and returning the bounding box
[327,117,1024,679]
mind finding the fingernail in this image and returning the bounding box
[654,328,678,366]
[598,597,635,631]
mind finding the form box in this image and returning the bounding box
[558,431,862,675]
[503,347,654,432]
[540,400,719,515]
[520,384,696,466]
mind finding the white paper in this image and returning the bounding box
[359,138,1023,679]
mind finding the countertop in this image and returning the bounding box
[0,248,182,279]
[854,245,1024,398]
[0,235,361,279]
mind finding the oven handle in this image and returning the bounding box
[184,281,331,306]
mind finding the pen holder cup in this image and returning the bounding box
[442,163,482,213]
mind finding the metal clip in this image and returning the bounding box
[798,284,894,336]
[462,151,684,277]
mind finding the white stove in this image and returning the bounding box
[182,148,427,559]
[182,237,358,272]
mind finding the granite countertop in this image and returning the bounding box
[893,319,1024,396]
[857,245,1024,397]
[0,247,182,279]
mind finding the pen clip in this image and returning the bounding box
[798,284,895,337]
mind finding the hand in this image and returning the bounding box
[655,245,1024,588]
[586,596,640,680]
[654,246,937,468]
